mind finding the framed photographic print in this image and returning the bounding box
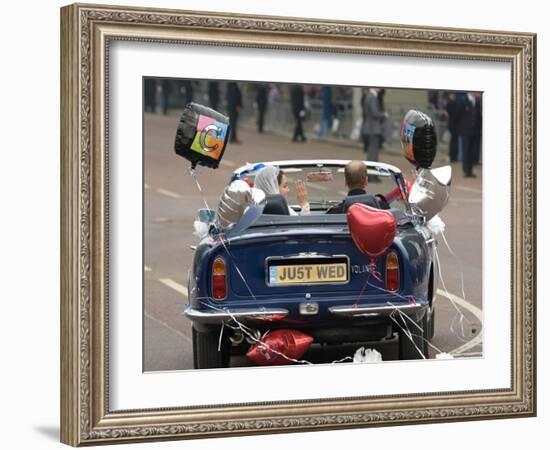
[60,3,536,446]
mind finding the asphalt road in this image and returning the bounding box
[143,112,483,371]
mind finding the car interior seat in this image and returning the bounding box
[342,193,382,213]
[262,194,290,215]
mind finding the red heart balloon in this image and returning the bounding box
[347,203,397,259]
[246,329,313,365]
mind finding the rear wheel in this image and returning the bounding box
[192,325,231,369]
[398,313,429,360]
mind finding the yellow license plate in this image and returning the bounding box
[268,263,348,285]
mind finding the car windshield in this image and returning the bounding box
[241,162,408,214]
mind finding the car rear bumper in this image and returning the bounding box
[185,302,424,326]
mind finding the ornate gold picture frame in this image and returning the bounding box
[60,3,536,446]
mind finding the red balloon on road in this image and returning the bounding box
[347,203,397,259]
[246,329,313,365]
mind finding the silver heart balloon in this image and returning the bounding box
[216,180,265,229]
[409,165,452,221]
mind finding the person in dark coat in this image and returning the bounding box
[160,79,172,115]
[377,88,387,147]
[290,84,306,142]
[256,83,268,133]
[182,80,194,104]
[226,82,242,143]
[318,85,333,138]
[455,92,477,177]
[326,161,369,214]
[445,92,459,162]
[361,88,388,181]
[144,78,156,112]
[472,92,482,165]
[326,161,388,214]
[208,81,219,110]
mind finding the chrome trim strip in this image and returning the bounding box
[233,160,402,176]
[184,306,289,324]
[328,304,422,317]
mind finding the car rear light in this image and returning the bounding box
[385,252,399,291]
[212,257,227,300]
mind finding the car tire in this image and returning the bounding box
[398,313,429,360]
[192,325,231,369]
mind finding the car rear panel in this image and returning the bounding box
[195,224,431,323]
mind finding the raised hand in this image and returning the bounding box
[295,179,309,208]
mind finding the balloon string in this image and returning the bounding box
[217,233,265,312]
[433,245,469,342]
[384,301,445,355]
[437,229,483,349]
[387,313,426,359]
[439,229,468,305]
[364,278,449,358]
[188,167,212,212]
[364,277,417,305]
[352,262,382,308]
[352,272,371,308]
[217,321,225,352]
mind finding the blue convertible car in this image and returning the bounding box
[184,160,438,368]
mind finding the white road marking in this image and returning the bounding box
[221,160,237,168]
[144,266,152,272]
[436,288,483,356]
[456,185,482,194]
[144,311,192,343]
[156,188,182,199]
[159,278,189,297]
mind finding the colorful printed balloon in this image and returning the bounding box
[401,109,437,169]
[174,102,230,169]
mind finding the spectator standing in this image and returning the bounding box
[318,85,333,138]
[182,80,194,104]
[160,79,172,115]
[455,92,477,177]
[472,92,482,165]
[208,81,219,110]
[361,88,388,180]
[144,78,156,112]
[378,88,389,148]
[256,83,268,133]
[226,82,242,144]
[378,88,386,111]
[290,84,307,142]
[446,92,459,162]
[428,90,439,110]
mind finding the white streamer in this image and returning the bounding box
[433,246,469,341]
